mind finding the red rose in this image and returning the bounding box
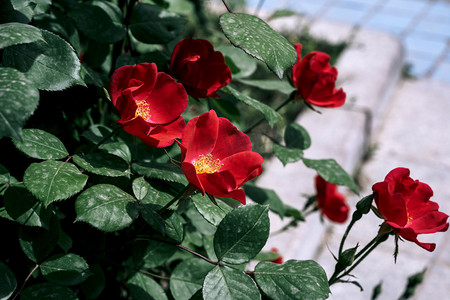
[178,110,263,204]
[292,43,346,108]
[372,167,449,252]
[109,63,188,147]
[315,175,349,223]
[170,38,232,99]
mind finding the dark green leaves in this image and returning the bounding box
[132,161,188,184]
[219,13,296,78]
[191,193,232,226]
[21,283,78,300]
[214,204,269,264]
[40,253,90,286]
[273,123,311,166]
[130,3,186,44]
[170,258,214,300]
[0,67,39,140]
[254,260,330,300]
[73,152,130,177]
[222,86,282,128]
[203,266,260,300]
[24,161,88,207]
[303,158,359,194]
[13,129,69,160]
[70,1,126,44]
[2,29,83,91]
[0,262,16,300]
[0,22,43,49]
[4,185,53,228]
[75,184,138,232]
[128,273,168,300]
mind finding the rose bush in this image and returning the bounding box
[315,175,349,223]
[178,110,263,204]
[110,63,188,147]
[0,0,448,299]
[372,167,449,251]
[292,43,346,108]
[170,38,232,99]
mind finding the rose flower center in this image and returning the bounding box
[193,154,223,174]
[135,100,151,122]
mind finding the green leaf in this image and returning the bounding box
[214,204,269,264]
[0,22,43,49]
[100,141,132,163]
[13,129,68,160]
[128,273,168,300]
[219,13,297,78]
[203,266,260,300]
[2,29,84,91]
[0,164,10,186]
[132,177,150,201]
[221,85,282,128]
[191,193,232,226]
[272,144,303,166]
[24,161,88,207]
[132,161,188,184]
[140,204,166,235]
[21,283,77,300]
[162,211,184,242]
[0,262,16,300]
[237,79,296,95]
[216,45,257,79]
[141,240,177,269]
[303,158,359,194]
[243,184,285,219]
[4,185,53,228]
[129,3,186,44]
[19,216,60,262]
[170,258,215,300]
[75,184,138,232]
[254,260,330,300]
[73,152,130,177]
[0,0,35,24]
[269,9,298,20]
[70,1,126,44]
[40,253,90,286]
[285,123,311,150]
[0,67,39,140]
[80,264,105,300]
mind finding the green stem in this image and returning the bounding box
[89,127,121,153]
[158,184,195,214]
[338,217,357,257]
[329,232,389,285]
[244,97,294,134]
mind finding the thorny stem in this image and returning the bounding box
[221,0,233,13]
[12,264,40,300]
[328,232,389,285]
[338,217,358,257]
[244,96,294,134]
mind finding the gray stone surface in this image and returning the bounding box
[258,15,450,300]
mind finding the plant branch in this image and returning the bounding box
[158,184,196,214]
[12,264,39,300]
[176,244,221,266]
[244,96,294,134]
[221,0,233,13]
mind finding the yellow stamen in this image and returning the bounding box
[135,100,151,122]
[193,154,223,174]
